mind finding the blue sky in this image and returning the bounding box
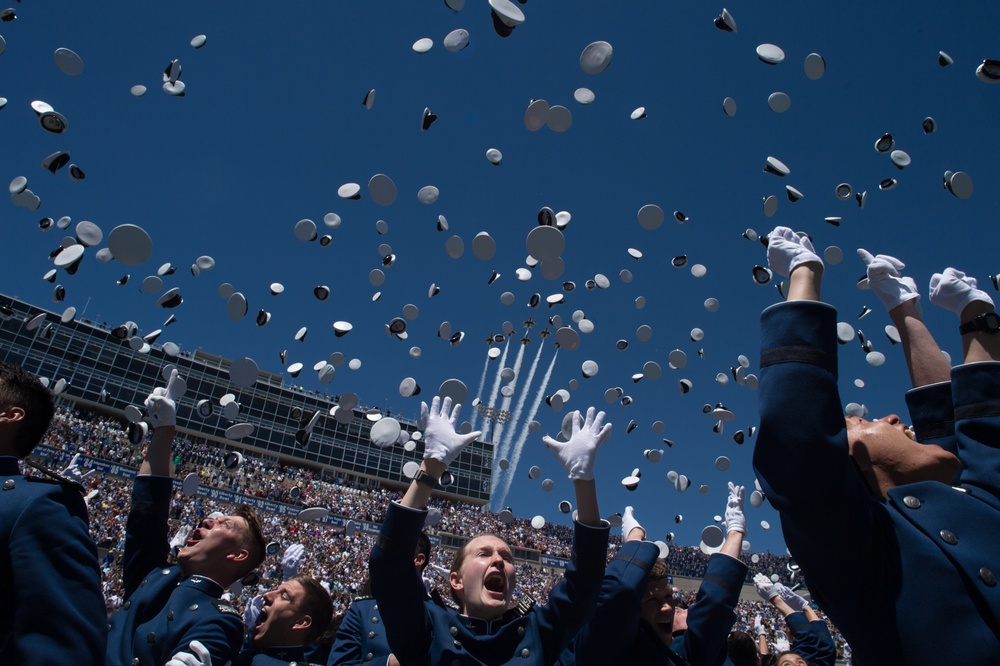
[2,1,999,554]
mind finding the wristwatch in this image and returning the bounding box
[959,311,1000,335]
[413,470,440,489]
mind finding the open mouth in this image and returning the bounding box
[484,571,506,596]
[903,427,915,441]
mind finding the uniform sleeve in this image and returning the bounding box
[782,612,820,664]
[328,602,389,666]
[561,540,660,666]
[680,553,748,666]
[9,485,106,665]
[905,382,957,456]
[534,519,611,665]
[170,611,245,666]
[369,502,432,666]
[950,361,1000,494]
[752,301,885,604]
[122,475,174,598]
[808,619,838,666]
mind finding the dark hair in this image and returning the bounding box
[449,532,503,605]
[234,505,267,573]
[290,575,334,644]
[728,631,760,666]
[0,361,55,458]
[416,531,432,573]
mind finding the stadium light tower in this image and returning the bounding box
[476,404,511,444]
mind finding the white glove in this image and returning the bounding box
[243,594,265,628]
[166,641,212,666]
[724,482,746,535]
[929,268,994,317]
[754,614,765,637]
[766,226,822,278]
[145,369,183,427]
[59,453,96,484]
[857,249,920,311]
[753,573,779,601]
[542,407,612,481]
[282,543,305,580]
[775,629,790,652]
[419,396,482,466]
[169,525,192,556]
[621,505,645,540]
[775,583,809,612]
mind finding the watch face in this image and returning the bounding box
[987,312,1000,332]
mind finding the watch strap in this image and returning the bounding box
[413,470,439,488]
[959,312,1000,335]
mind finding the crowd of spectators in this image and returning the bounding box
[31,404,847,658]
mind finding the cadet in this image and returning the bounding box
[0,360,106,664]
[328,532,432,666]
[106,370,268,665]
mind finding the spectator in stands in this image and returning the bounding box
[0,361,106,664]
[370,398,611,666]
[106,370,268,666]
[328,531,432,666]
[755,228,1000,663]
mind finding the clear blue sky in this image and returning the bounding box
[2,1,998,554]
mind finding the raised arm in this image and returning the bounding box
[754,227,878,605]
[929,268,1000,364]
[858,249,952,387]
[371,396,480,665]
[542,406,611,526]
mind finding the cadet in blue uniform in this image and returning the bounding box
[752,573,836,666]
[0,360,106,665]
[559,492,747,666]
[106,371,268,666]
[370,398,612,666]
[755,228,1000,664]
[328,532,432,665]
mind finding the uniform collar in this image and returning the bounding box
[181,575,226,597]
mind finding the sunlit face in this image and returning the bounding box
[776,653,808,666]
[450,535,516,621]
[640,579,674,641]
[177,515,249,576]
[253,580,310,647]
[845,414,960,497]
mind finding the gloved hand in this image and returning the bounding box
[59,453,96,484]
[621,505,645,541]
[775,629,790,652]
[766,226,822,278]
[753,573,779,601]
[243,594,265,628]
[754,614,765,637]
[169,525,192,556]
[144,369,183,427]
[419,396,482,466]
[166,641,212,666]
[542,406,612,481]
[282,543,305,580]
[775,583,809,612]
[929,268,994,317]
[724,482,746,535]
[857,249,920,311]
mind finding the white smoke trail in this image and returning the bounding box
[486,339,510,411]
[490,341,526,449]
[468,351,491,431]
[496,342,544,463]
[493,349,558,510]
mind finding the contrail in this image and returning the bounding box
[497,342,544,463]
[493,349,558,510]
[491,341,526,449]
[468,352,491,431]
[486,339,510,412]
